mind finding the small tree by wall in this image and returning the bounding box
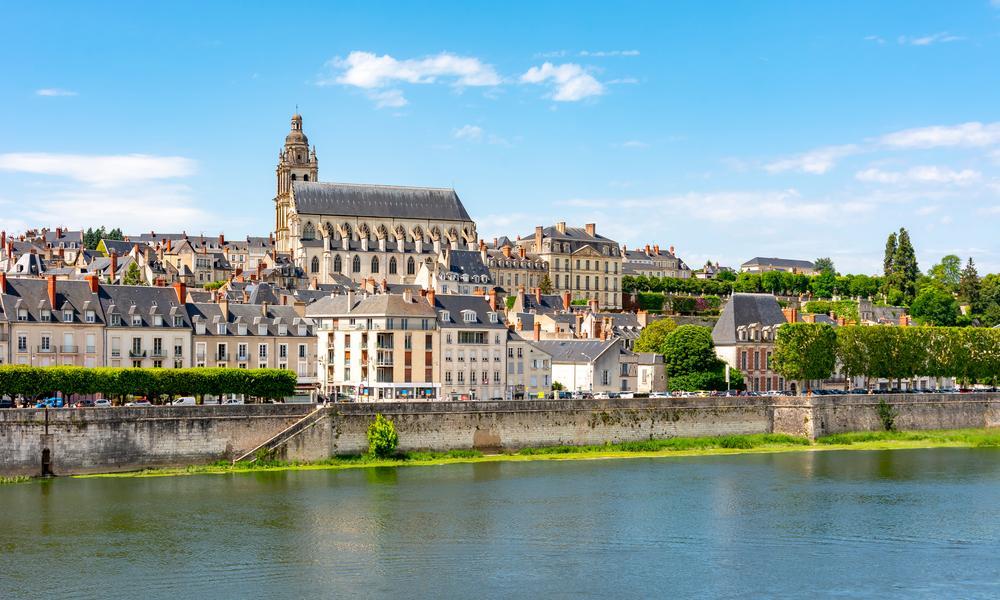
[367,414,399,458]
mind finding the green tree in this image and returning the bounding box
[537,273,554,295]
[910,287,958,326]
[882,231,897,281]
[661,325,720,377]
[958,257,980,310]
[551,381,564,391]
[814,257,835,275]
[928,254,962,291]
[808,271,836,299]
[772,323,837,394]
[367,413,399,458]
[633,318,678,354]
[891,228,920,302]
[122,262,146,286]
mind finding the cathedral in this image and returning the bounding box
[273,114,479,286]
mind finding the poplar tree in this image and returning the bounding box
[958,257,981,309]
[892,228,919,302]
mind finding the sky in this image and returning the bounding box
[1,1,999,275]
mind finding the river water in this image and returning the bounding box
[1,448,999,599]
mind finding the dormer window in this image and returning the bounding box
[154,315,163,327]
[40,310,51,322]
[297,325,306,336]
[131,315,142,326]
[62,310,73,323]
[238,323,247,335]
[217,323,227,335]
[17,309,28,322]
[110,314,121,326]
[173,316,183,327]
[463,311,476,323]
[488,312,498,323]
[439,310,450,322]
[85,310,96,324]
[278,324,287,335]
[258,325,267,335]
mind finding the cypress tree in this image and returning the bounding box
[882,231,897,297]
[892,228,919,302]
[958,257,981,310]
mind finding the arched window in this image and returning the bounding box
[303,174,309,182]
[352,255,361,273]
[291,174,297,181]
[388,256,397,275]
[370,256,379,273]
[407,257,415,275]
[333,255,342,273]
[302,222,316,240]
[310,256,319,273]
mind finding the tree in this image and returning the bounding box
[891,228,920,302]
[928,255,962,292]
[661,326,720,377]
[367,413,399,458]
[771,323,837,394]
[958,257,980,309]
[808,271,836,299]
[882,232,897,280]
[814,257,835,275]
[122,262,146,286]
[633,318,678,354]
[910,287,958,326]
[551,381,564,391]
[537,273,554,295]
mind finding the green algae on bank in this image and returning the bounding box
[71,428,1000,480]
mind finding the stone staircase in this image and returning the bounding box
[232,405,328,464]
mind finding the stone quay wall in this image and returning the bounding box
[1,393,999,476]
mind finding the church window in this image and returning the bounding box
[407,257,415,275]
[291,174,297,181]
[333,255,342,273]
[302,222,316,240]
[371,256,379,274]
[310,256,319,273]
[352,256,361,273]
[303,175,309,182]
[389,257,397,275]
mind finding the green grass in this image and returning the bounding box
[816,428,1000,447]
[0,475,31,484]
[517,433,809,455]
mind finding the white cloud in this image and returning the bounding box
[615,140,649,149]
[856,165,981,185]
[322,51,501,101]
[520,62,604,101]
[453,125,483,141]
[0,153,196,187]
[606,77,639,85]
[369,89,407,108]
[35,88,77,97]
[579,50,640,57]
[764,144,860,174]
[864,35,886,45]
[898,32,964,46]
[26,185,212,232]
[879,121,1000,149]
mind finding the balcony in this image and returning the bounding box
[128,350,146,358]
[215,353,229,361]
[86,346,96,354]
[236,354,249,362]
[151,349,166,358]
[111,350,121,358]
[36,345,55,354]
[60,345,79,353]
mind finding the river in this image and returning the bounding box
[1,448,999,599]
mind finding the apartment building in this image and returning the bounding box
[434,293,508,401]
[506,330,552,399]
[98,282,193,369]
[532,338,624,394]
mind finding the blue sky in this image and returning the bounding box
[2,1,999,274]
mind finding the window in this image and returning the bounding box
[302,222,316,240]
[333,255,342,273]
[17,335,27,352]
[370,256,379,273]
[217,323,226,335]
[173,315,183,327]
[439,311,450,322]
[279,344,287,359]
[389,257,397,275]
[131,337,142,356]
[407,257,415,275]
[457,371,464,384]
[602,370,610,385]
[62,310,73,323]
[425,334,432,350]
[153,338,163,357]
[352,255,361,273]
[131,315,142,326]
[445,371,453,383]
[458,331,487,344]
[463,311,476,323]
[259,344,268,358]
[154,315,163,327]
[404,333,412,350]
[17,309,28,322]
[238,343,248,360]
[488,312,498,323]
[217,343,227,359]
[298,344,306,358]
[311,256,320,273]
[40,310,51,323]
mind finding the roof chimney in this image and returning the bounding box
[654,244,659,255]
[426,288,436,307]
[534,226,543,252]
[533,321,541,342]
[47,275,57,308]
[218,233,225,246]
[173,281,187,304]
[555,222,566,234]
[489,288,497,311]
[86,274,99,294]
[403,288,413,303]
[585,223,596,237]
[535,287,542,304]
[645,244,651,255]
[670,245,675,255]
[575,312,583,337]
[502,244,511,258]
[518,246,526,259]
[110,251,118,281]
[562,291,571,311]
[0,271,6,294]
[782,307,798,323]
[56,227,62,238]
[588,298,599,313]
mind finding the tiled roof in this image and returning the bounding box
[712,293,787,344]
[531,339,618,363]
[292,181,473,221]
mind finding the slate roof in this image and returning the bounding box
[433,294,506,328]
[712,293,787,345]
[98,285,192,328]
[445,250,492,279]
[741,257,815,270]
[531,339,618,363]
[291,181,473,221]
[306,292,437,318]
[0,279,105,324]
[187,303,311,336]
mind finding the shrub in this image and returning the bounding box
[367,413,399,458]
[876,398,897,431]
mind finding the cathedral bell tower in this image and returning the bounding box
[274,113,319,253]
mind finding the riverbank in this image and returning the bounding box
[62,428,1000,480]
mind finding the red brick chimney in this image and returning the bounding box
[534,226,543,252]
[426,288,436,307]
[585,223,596,237]
[110,252,118,281]
[562,291,571,311]
[781,307,798,323]
[56,227,62,238]
[501,244,511,258]
[47,275,57,308]
[257,261,265,280]
[592,318,602,340]
[165,238,172,253]
[645,244,651,256]
[0,271,6,294]
[654,244,660,255]
[575,312,583,336]
[588,298,599,313]
[488,288,497,311]
[899,314,910,327]
[217,234,224,246]
[534,287,542,304]
[533,322,541,342]
[519,246,526,259]
[86,274,98,294]
[1,231,6,250]
[173,281,186,304]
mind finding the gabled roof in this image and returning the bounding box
[741,257,815,269]
[433,294,505,329]
[291,181,473,222]
[712,293,787,345]
[531,339,618,363]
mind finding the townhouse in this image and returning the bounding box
[99,282,193,369]
[433,292,508,401]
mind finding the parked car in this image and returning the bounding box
[35,397,64,408]
[170,397,197,406]
[0,397,14,409]
[221,398,244,405]
[619,392,635,399]
[649,391,671,398]
[94,399,112,408]
[73,399,95,408]
[125,399,152,407]
[593,392,610,399]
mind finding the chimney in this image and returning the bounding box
[110,251,118,281]
[802,314,816,323]
[480,240,488,263]
[502,244,511,258]
[534,226,543,252]
[1,231,5,250]
[257,261,265,280]
[218,291,229,319]
[600,328,608,341]
[172,281,186,304]
[0,271,6,294]
[403,288,413,303]
[654,244,659,255]
[85,274,98,294]
[47,275,57,309]
[533,322,541,342]
[575,312,583,337]
[56,227,62,238]
[562,291,571,311]
[535,287,542,304]
[218,234,225,246]
[492,237,498,248]
[645,244,651,256]
[899,314,910,327]
[518,246,526,259]
[670,245,675,255]
[426,288,436,307]
[592,317,601,340]
[588,298,599,313]
[311,276,318,290]
[781,307,798,323]
[585,223,596,237]
[489,288,497,311]
[381,278,388,292]
[517,286,525,308]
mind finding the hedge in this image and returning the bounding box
[0,366,297,402]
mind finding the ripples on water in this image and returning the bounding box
[1,449,999,599]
